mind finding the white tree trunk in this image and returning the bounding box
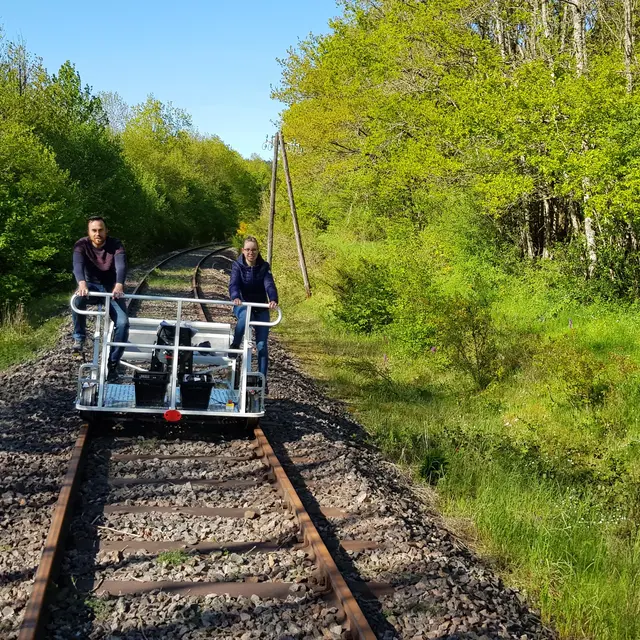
[571,0,587,75]
[584,215,597,277]
[541,0,551,39]
[560,3,569,54]
[623,0,635,92]
[542,198,553,258]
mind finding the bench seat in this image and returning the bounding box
[113,318,234,366]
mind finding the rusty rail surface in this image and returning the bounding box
[19,245,378,640]
[192,247,221,322]
[17,244,224,639]
[197,247,377,638]
[18,425,92,640]
[128,242,224,313]
[254,427,377,640]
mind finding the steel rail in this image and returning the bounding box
[17,425,92,640]
[191,246,227,322]
[194,248,376,639]
[128,242,224,313]
[253,427,377,640]
[16,244,225,640]
[20,245,377,640]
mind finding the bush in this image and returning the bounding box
[436,287,500,389]
[331,258,396,334]
[535,334,611,408]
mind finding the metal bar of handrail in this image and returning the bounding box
[98,300,111,408]
[70,293,282,327]
[107,342,243,353]
[71,291,281,415]
[169,300,182,409]
[107,341,242,353]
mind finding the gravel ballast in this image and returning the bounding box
[2,246,557,639]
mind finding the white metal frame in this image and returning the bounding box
[71,292,282,418]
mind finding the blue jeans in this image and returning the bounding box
[72,283,130,363]
[232,306,270,378]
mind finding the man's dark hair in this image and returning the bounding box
[87,216,107,225]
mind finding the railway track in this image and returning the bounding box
[18,245,377,640]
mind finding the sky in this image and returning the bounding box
[0,0,340,158]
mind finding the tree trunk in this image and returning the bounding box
[542,197,553,258]
[623,0,635,92]
[584,215,597,277]
[541,0,551,39]
[569,200,582,236]
[495,16,506,59]
[523,204,535,258]
[559,3,569,54]
[530,0,540,58]
[571,0,587,75]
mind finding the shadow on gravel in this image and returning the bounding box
[0,390,77,455]
[267,436,399,639]
[262,390,556,640]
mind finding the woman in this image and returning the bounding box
[229,236,279,388]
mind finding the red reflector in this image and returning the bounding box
[164,409,182,422]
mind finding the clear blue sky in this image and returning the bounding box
[0,1,339,158]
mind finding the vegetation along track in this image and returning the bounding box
[17,245,376,639]
[6,244,558,640]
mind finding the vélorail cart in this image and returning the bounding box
[71,292,281,425]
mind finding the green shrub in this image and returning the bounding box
[535,334,611,408]
[331,259,396,334]
[436,288,500,389]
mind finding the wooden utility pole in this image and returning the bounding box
[266,133,279,265]
[278,131,311,298]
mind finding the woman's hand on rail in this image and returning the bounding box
[76,281,89,297]
[268,300,278,310]
[112,283,125,299]
[233,298,242,306]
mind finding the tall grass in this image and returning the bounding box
[0,294,68,371]
[267,227,640,639]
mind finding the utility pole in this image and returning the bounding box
[267,133,279,265]
[278,131,311,298]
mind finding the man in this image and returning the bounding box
[229,236,278,392]
[72,216,129,382]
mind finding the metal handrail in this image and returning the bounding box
[70,291,282,327]
[71,292,281,414]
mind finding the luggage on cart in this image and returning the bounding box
[151,322,195,376]
[134,370,169,407]
[181,373,214,409]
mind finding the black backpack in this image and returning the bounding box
[150,323,194,377]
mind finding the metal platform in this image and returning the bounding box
[104,383,240,412]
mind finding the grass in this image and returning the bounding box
[266,229,640,640]
[0,293,69,371]
[156,550,191,566]
[146,267,196,293]
[85,597,110,621]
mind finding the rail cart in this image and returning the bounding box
[71,292,281,424]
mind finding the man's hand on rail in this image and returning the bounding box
[113,283,125,299]
[268,301,278,310]
[233,298,242,306]
[77,281,89,297]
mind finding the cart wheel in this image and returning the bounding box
[81,383,97,407]
[246,417,259,435]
